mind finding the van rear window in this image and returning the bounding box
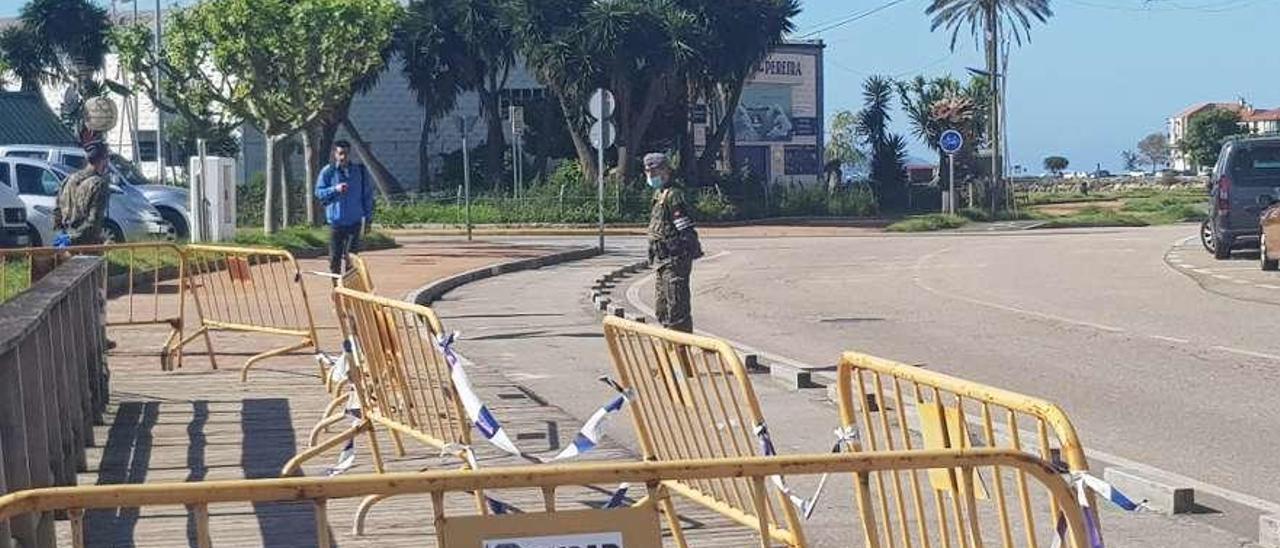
[1233,145,1280,185]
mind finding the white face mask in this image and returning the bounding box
[647,175,664,190]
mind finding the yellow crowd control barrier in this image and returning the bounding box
[177,244,319,381]
[0,242,187,369]
[837,351,1098,548]
[283,285,478,533]
[309,253,376,447]
[0,450,1090,548]
[602,315,807,547]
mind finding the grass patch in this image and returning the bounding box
[233,226,397,255]
[886,214,969,232]
[1030,191,1207,229]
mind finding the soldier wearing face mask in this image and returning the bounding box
[644,152,702,333]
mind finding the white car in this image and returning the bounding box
[0,179,30,248]
[0,157,174,245]
[0,145,192,239]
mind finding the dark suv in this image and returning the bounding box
[1207,135,1280,259]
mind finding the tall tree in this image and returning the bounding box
[1137,132,1170,173]
[858,76,908,211]
[1043,155,1068,175]
[398,0,466,192]
[926,0,1053,212]
[0,26,54,92]
[514,0,705,184]
[678,0,800,180]
[453,0,517,190]
[1180,109,1242,171]
[114,0,401,233]
[825,110,865,173]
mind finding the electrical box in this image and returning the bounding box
[188,156,237,242]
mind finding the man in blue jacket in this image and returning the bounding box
[315,140,374,274]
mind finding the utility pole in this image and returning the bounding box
[153,0,165,184]
[985,1,1000,213]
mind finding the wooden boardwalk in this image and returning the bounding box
[59,239,758,547]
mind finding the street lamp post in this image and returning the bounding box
[153,0,165,184]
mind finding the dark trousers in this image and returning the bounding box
[655,255,693,333]
[328,223,363,275]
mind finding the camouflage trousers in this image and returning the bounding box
[655,255,693,333]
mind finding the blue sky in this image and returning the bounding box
[794,0,1280,173]
[1,0,1273,173]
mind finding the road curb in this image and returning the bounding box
[409,245,602,306]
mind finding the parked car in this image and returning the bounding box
[0,145,192,239]
[1207,136,1280,259]
[1261,199,1280,271]
[0,157,174,244]
[0,178,29,248]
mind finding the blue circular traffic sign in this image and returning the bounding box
[939,129,964,155]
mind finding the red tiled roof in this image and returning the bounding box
[1174,102,1250,119]
[1245,109,1280,122]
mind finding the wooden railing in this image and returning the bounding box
[0,256,109,548]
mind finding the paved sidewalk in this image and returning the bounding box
[65,238,652,547]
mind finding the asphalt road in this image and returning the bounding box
[432,225,1276,545]
[636,226,1280,507]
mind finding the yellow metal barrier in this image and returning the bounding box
[837,351,1097,548]
[602,315,807,547]
[0,242,187,370]
[0,450,1089,548]
[177,244,319,381]
[309,253,376,447]
[283,285,478,533]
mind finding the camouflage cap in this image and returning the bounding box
[643,152,670,170]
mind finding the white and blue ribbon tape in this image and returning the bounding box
[754,422,859,520]
[436,332,630,463]
[1050,471,1146,548]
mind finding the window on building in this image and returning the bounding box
[137,130,158,162]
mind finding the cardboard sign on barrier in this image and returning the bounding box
[920,404,990,500]
[439,506,661,548]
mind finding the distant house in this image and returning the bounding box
[0,91,78,148]
[905,163,937,185]
[1168,99,1280,172]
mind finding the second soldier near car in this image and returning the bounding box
[644,152,702,333]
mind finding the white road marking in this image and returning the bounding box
[1211,345,1280,361]
[1258,284,1280,290]
[1232,279,1250,285]
[1212,275,1232,281]
[1149,335,1190,344]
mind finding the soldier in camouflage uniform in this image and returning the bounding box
[55,140,112,246]
[645,152,699,333]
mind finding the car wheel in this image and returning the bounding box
[1264,235,1279,271]
[26,224,40,248]
[158,207,189,241]
[1200,220,1215,254]
[103,221,125,244]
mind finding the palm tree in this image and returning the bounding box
[925,0,1052,211]
[897,75,983,184]
[0,26,52,92]
[398,0,467,192]
[20,0,110,84]
[454,0,517,191]
[857,76,908,211]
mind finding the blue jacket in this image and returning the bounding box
[315,162,374,227]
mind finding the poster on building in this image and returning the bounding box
[693,44,823,185]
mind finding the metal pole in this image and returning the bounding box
[948,154,955,214]
[597,97,605,253]
[153,0,165,184]
[195,138,208,241]
[462,122,472,242]
[511,128,518,199]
